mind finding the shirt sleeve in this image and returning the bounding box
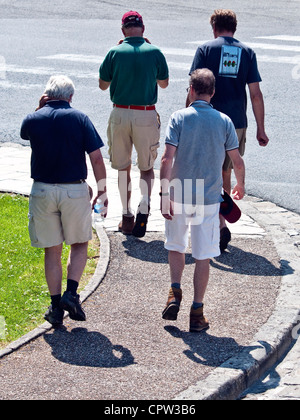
[247,52,262,84]
[99,51,113,82]
[83,116,104,154]
[156,50,169,80]
[20,115,32,140]
[165,113,181,147]
[189,46,206,75]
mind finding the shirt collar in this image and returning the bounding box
[189,100,213,108]
[45,100,71,108]
[123,36,145,44]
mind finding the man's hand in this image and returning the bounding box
[232,184,245,200]
[257,129,269,147]
[160,195,174,220]
[35,94,50,111]
[92,191,108,219]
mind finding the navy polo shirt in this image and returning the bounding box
[20,101,104,183]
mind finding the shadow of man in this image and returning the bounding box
[164,325,262,368]
[211,244,286,276]
[121,236,193,265]
[44,327,135,368]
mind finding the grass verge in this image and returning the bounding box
[0,193,99,348]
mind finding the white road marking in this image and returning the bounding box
[257,55,300,64]
[3,63,98,79]
[0,80,44,89]
[184,41,300,52]
[1,35,299,89]
[246,42,300,52]
[39,54,104,63]
[255,35,300,42]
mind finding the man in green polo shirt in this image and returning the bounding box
[99,11,169,237]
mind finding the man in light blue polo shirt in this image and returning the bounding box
[160,69,245,332]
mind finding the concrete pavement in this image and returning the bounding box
[0,142,300,400]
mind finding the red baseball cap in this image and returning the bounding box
[122,11,144,28]
[219,190,241,223]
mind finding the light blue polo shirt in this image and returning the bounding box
[165,100,239,205]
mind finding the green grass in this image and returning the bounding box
[0,193,99,348]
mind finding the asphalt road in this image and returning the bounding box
[0,0,299,214]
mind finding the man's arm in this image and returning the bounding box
[226,148,245,200]
[99,78,111,91]
[160,143,177,219]
[89,149,108,216]
[157,78,169,89]
[248,82,269,147]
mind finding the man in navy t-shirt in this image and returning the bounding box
[20,75,108,326]
[189,9,269,251]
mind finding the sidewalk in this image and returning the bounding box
[0,142,300,400]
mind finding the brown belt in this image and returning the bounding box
[57,180,85,184]
[113,104,156,111]
[35,180,85,184]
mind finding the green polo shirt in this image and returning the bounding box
[99,37,169,106]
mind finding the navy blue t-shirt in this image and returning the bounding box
[20,101,104,183]
[189,37,262,128]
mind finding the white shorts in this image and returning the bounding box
[165,203,220,260]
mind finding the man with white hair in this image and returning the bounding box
[21,75,108,326]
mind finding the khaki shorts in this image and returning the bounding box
[28,182,92,248]
[107,107,161,171]
[165,203,221,261]
[223,128,247,171]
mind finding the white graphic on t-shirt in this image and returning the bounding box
[219,45,242,78]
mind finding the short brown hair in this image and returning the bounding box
[190,69,215,96]
[210,9,237,33]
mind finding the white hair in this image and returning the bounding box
[44,75,75,101]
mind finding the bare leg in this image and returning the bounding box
[169,250,185,285]
[193,258,210,304]
[67,242,89,284]
[222,168,232,195]
[118,165,132,215]
[44,244,63,295]
[140,168,155,207]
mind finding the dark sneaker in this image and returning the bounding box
[118,214,135,235]
[189,305,209,333]
[132,203,150,238]
[220,227,231,253]
[44,305,64,326]
[162,287,182,321]
[60,291,86,321]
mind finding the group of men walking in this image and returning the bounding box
[21,9,269,332]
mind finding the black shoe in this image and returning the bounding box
[132,203,150,238]
[60,291,86,321]
[44,305,64,326]
[220,227,231,252]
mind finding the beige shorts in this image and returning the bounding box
[223,128,247,171]
[165,203,221,260]
[28,182,92,248]
[107,107,161,171]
